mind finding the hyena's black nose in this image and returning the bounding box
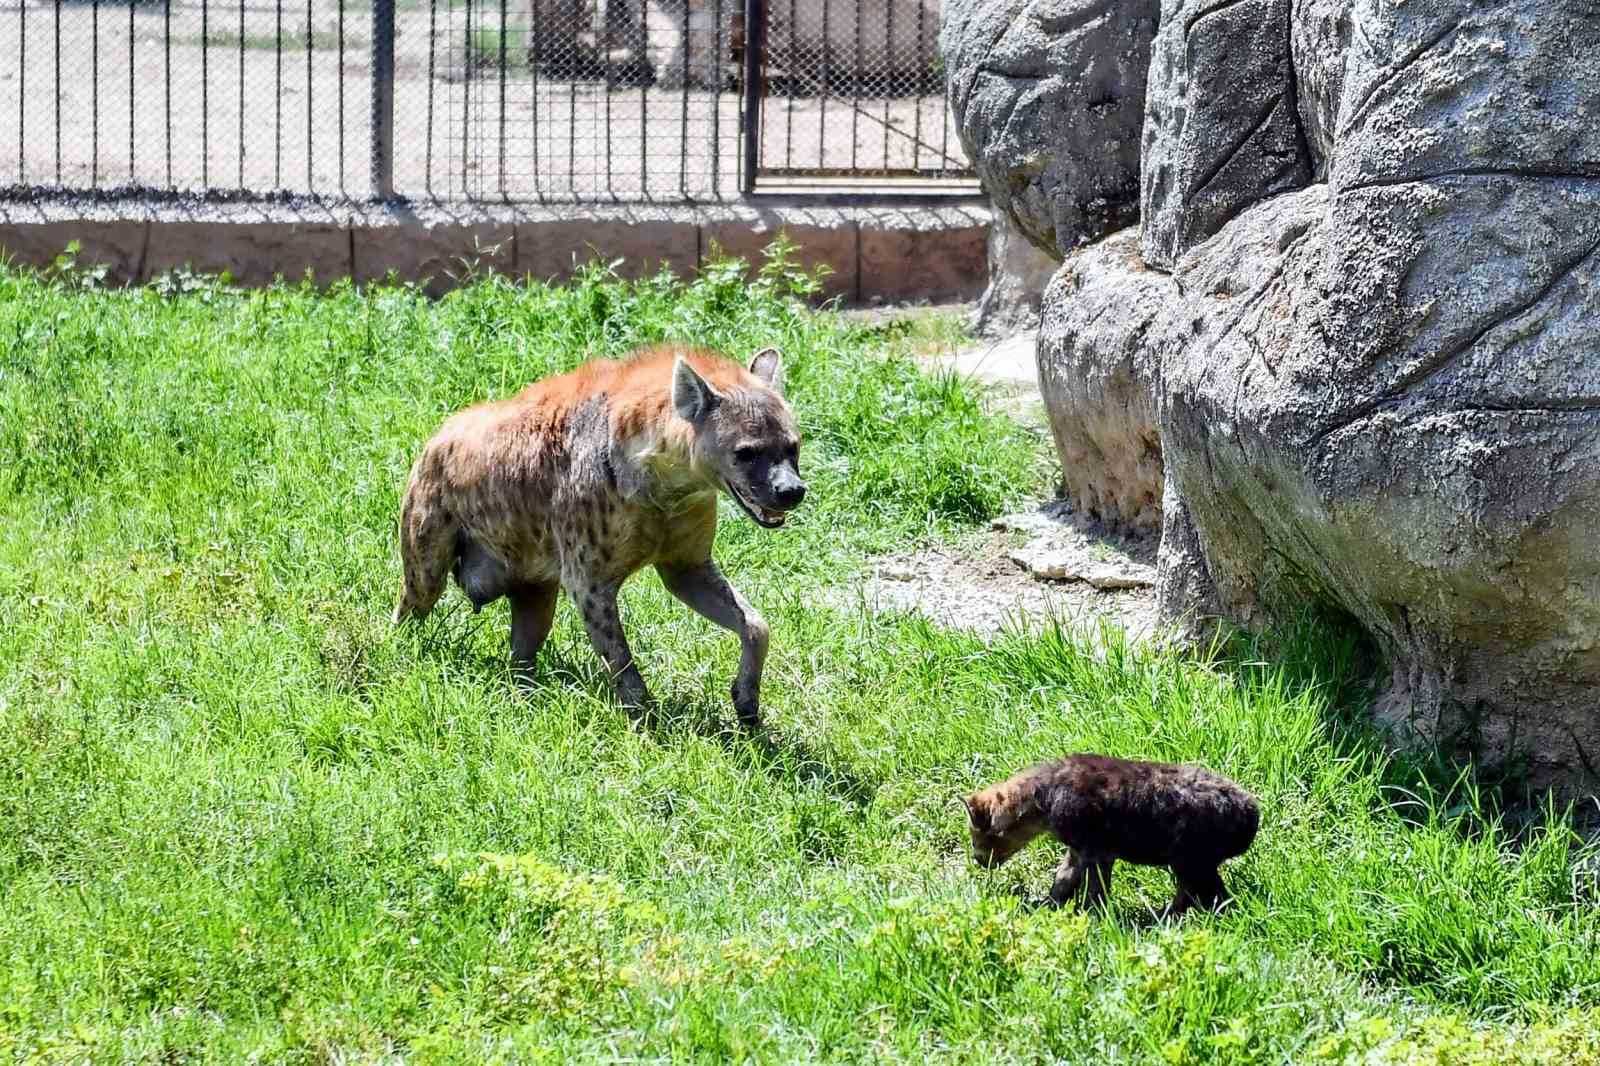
[775,482,806,509]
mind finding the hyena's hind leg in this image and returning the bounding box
[454,537,558,671]
[393,477,458,624]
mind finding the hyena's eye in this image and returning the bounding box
[734,446,760,464]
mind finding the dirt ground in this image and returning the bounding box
[830,317,1164,643]
[839,500,1161,641]
[0,0,964,200]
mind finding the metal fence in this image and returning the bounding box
[751,0,958,187]
[0,0,973,203]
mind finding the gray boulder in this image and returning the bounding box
[1025,0,1600,791]
[972,210,1058,337]
[1036,228,1167,534]
[1138,0,1312,270]
[941,0,1159,258]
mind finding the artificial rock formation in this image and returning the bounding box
[1035,227,1165,534]
[972,210,1058,336]
[1138,0,1312,269]
[942,0,1159,259]
[952,0,1600,791]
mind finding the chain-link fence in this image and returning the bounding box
[1,0,372,197]
[0,0,972,202]
[754,0,962,182]
[431,0,743,200]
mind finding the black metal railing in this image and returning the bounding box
[430,0,743,201]
[0,0,974,203]
[751,0,966,188]
[3,0,374,198]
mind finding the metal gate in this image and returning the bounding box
[0,0,976,203]
[740,0,975,194]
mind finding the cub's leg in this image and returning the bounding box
[1084,856,1115,908]
[1167,862,1229,917]
[565,575,653,714]
[656,560,770,726]
[1049,850,1114,909]
[1048,850,1089,906]
[509,582,560,670]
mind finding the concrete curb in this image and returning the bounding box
[0,197,991,304]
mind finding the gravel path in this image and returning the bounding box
[838,500,1161,641]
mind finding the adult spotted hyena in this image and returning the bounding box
[395,344,805,725]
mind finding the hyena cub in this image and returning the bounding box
[394,344,805,725]
[964,755,1259,915]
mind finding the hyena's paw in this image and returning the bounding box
[621,693,664,732]
[732,681,762,729]
[611,670,658,721]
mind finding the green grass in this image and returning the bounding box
[4,246,1600,1063]
[466,25,539,75]
[178,30,361,53]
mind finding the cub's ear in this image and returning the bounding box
[963,795,988,831]
[672,356,722,424]
[748,347,784,396]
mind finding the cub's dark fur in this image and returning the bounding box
[964,754,1259,915]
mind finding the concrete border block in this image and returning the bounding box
[0,197,993,306]
[353,219,513,295]
[701,216,858,302]
[857,210,989,304]
[141,222,353,287]
[516,219,700,284]
[0,221,149,285]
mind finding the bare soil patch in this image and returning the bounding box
[840,499,1161,641]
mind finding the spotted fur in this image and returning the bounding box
[394,343,805,724]
[964,754,1259,915]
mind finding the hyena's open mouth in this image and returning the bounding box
[724,479,789,529]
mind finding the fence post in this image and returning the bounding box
[741,0,764,194]
[370,0,397,199]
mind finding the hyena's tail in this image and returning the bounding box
[394,451,458,624]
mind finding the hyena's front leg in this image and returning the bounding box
[508,582,560,671]
[1049,850,1114,909]
[1049,850,1089,907]
[565,576,654,714]
[1167,862,1229,917]
[657,561,770,726]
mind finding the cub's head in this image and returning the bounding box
[673,349,805,529]
[963,789,1038,869]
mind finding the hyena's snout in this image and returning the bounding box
[724,458,807,529]
[771,466,806,510]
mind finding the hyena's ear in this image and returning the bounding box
[748,347,784,396]
[672,356,722,424]
[962,795,987,830]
